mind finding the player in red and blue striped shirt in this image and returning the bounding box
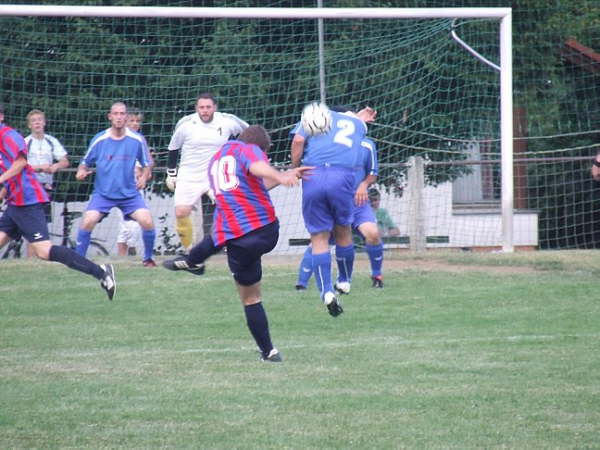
[163,125,310,363]
[0,103,116,300]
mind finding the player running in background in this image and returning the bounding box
[75,102,157,266]
[290,102,377,316]
[295,134,386,290]
[0,103,116,300]
[165,92,248,252]
[163,125,310,362]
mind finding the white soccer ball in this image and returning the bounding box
[301,102,332,136]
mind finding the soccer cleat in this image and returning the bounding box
[142,258,157,267]
[323,291,343,317]
[334,280,351,295]
[371,275,384,288]
[295,284,307,291]
[100,264,116,301]
[261,348,283,362]
[162,256,205,276]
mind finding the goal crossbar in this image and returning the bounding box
[0,6,511,20]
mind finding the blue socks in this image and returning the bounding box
[76,229,91,256]
[335,244,354,283]
[366,243,384,276]
[296,246,313,288]
[312,251,332,300]
[142,229,156,261]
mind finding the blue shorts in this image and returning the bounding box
[226,220,279,286]
[302,166,356,234]
[352,201,377,229]
[86,192,148,220]
[0,203,50,242]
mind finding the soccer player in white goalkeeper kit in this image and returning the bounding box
[165,92,248,251]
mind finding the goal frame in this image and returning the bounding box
[0,5,514,251]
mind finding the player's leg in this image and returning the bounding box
[174,180,204,251]
[124,193,156,266]
[358,221,385,287]
[295,245,313,290]
[333,224,354,294]
[12,204,115,300]
[76,210,103,256]
[227,221,281,362]
[116,218,130,256]
[76,194,112,256]
[162,233,220,275]
[126,220,141,256]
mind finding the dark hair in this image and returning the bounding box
[128,107,143,119]
[0,103,4,114]
[238,125,271,152]
[330,105,352,113]
[196,92,217,105]
[368,188,380,199]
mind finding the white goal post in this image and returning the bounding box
[0,5,514,252]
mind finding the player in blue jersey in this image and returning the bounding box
[0,103,116,300]
[162,125,310,362]
[75,102,157,266]
[295,134,387,290]
[290,103,377,316]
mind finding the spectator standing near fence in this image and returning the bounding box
[0,102,116,300]
[116,108,146,256]
[24,109,69,256]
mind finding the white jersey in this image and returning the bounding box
[24,133,68,186]
[168,111,248,183]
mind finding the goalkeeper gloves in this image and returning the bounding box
[166,168,177,191]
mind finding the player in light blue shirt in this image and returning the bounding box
[290,103,377,316]
[75,102,157,266]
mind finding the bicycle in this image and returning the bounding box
[49,202,109,257]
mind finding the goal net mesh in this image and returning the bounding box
[3,1,598,254]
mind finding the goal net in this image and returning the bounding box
[0,5,514,255]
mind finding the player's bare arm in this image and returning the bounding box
[47,156,69,174]
[290,134,306,168]
[355,174,377,206]
[76,164,93,181]
[250,160,311,190]
[0,154,27,184]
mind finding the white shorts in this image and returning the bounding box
[117,219,142,247]
[174,179,213,207]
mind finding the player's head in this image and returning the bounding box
[0,103,4,123]
[127,107,143,132]
[195,92,217,123]
[26,109,46,133]
[107,101,128,130]
[238,125,271,153]
[368,188,381,207]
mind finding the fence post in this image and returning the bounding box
[407,156,426,251]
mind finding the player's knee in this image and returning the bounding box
[32,241,52,260]
[233,269,262,286]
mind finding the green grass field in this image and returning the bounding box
[1,251,599,449]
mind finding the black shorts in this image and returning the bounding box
[226,220,279,286]
[0,203,50,242]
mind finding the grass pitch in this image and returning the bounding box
[1,250,599,448]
